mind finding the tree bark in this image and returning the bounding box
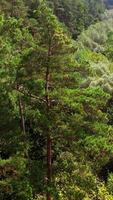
[47,135,52,200]
[45,43,52,200]
[18,95,26,135]
[17,84,26,135]
[46,68,52,200]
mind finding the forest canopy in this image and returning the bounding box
[1,0,113,200]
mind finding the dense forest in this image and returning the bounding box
[1,0,113,200]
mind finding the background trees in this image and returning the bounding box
[47,0,105,39]
[0,0,28,18]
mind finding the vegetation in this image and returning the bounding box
[1,0,113,200]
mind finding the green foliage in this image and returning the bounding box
[78,10,113,51]
[107,173,113,195]
[48,0,105,38]
[104,32,113,61]
[0,156,33,200]
[0,0,28,18]
[1,1,113,200]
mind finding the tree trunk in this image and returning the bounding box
[18,95,26,135]
[16,83,26,135]
[16,83,28,158]
[45,46,52,200]
[47,135,52,200]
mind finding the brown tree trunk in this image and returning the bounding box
[17,85,30,160]
[16,84,26,135]
[47,135,52,200]
[18,95,26,135]
[45,44,52,200]
[46,72,52,200]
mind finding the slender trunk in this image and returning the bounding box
[17,84,26,135]
[47,135,52,200]
[18,95,26,135]
[18,86,30,162]
[46,69,52,200]
[16,83,28,159]
[11,0,15,17]
[17,84,32,182]
[45,43,52,200]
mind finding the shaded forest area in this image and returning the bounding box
[1,0,113,200]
